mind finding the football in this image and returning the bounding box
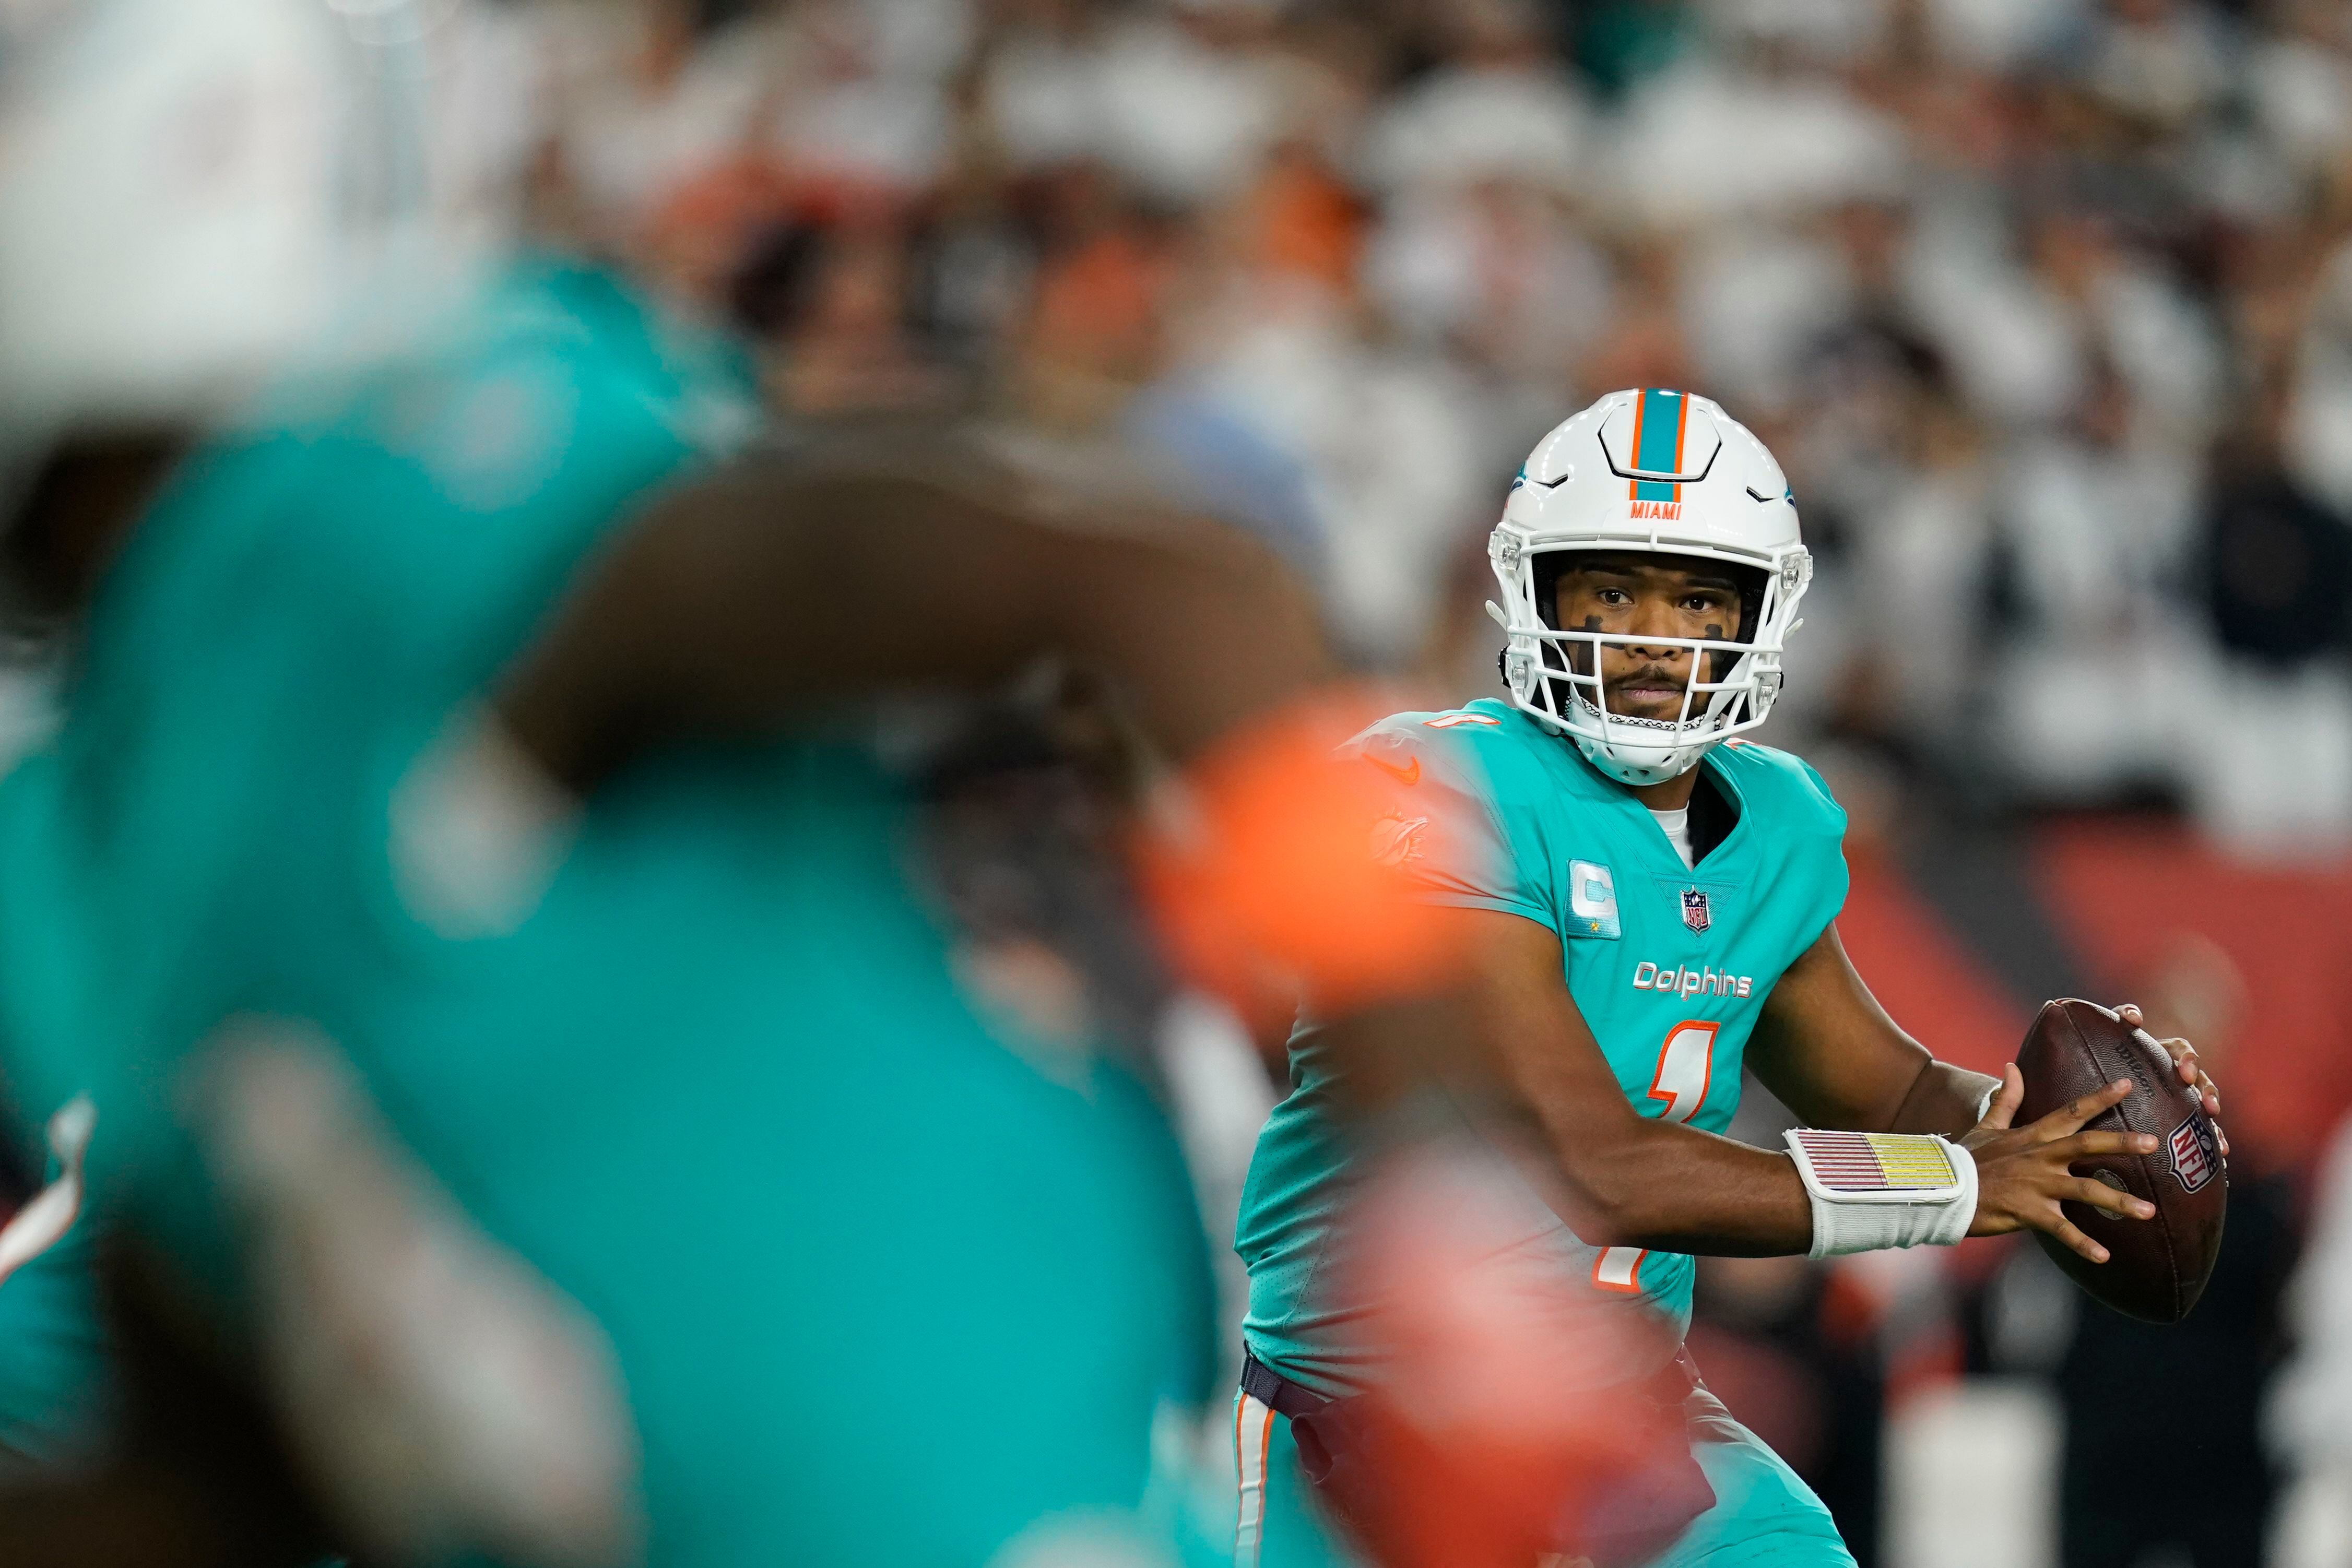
[2014,999,2227,1323]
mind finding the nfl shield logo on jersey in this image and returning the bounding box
[1681,888,1711,934]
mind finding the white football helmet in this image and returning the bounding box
[1487,388,1812,785]
[0,0,474,473]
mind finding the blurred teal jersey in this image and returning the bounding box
[0,1096,115,1476]
[0,1218,111,1472]
[0,261,1214,1565]
[1235,699,1848,1394]
[0,752,119,1477]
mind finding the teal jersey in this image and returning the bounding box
[0,750,119,1476]
[0,1216,111,1472]
[1236,699,1848,1395]
[0,262,1213,1564]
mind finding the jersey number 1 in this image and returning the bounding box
[1593,1020,1721,1294]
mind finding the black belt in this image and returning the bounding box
[1240,1349,1329,1420]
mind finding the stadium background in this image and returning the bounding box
[78,0,2352,1561]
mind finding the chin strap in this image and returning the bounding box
[1784,1129,1978,1259]
[1555,686,1724,785]
[1568,726,1712,787]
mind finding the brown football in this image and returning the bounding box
[2013,999,2227,1323]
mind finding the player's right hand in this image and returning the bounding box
[1959,1064,2161,1264]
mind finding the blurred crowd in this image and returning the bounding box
[418,0,2352,848]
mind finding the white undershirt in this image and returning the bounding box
[1650,805,1695,870]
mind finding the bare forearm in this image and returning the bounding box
[1522,1110,1815,1257]
[1564,1058,1993,1253]
[1550,1053,1990,1255]
[1316,985,1815,1255]
[1751,926,1999,1138]
[1886,1059,2000,1138]
[500,444,1333,789]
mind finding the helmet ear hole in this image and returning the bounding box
[1734,564,1767,644]
[1715,561,1770,695]
[1530,554,1564,631]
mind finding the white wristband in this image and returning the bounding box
[1784,1129,1979,1260]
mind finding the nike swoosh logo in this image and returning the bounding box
[1367,753,1420,787]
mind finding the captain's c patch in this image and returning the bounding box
[1567,860,1620,939]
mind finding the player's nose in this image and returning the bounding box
[1619,599,1689,658]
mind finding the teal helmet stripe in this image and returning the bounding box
[1631,387,1688,503]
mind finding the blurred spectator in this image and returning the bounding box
[2201,392,2352,670]
[1836,388,1998,765]
[731,213,961,414]
[759,0,963,193]
[2246,0,2352,191]
[1572,0,1700,100]
[2288,231,2352,516]
[2080,0,2230,138]
[1056,0,1294,205]
[543,0,779,252]
[1360,0,1593,199]
[1989,359,2204,801]
[2185,372,2352,850]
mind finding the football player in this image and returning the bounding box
[1230,389,2227,1568]
[0,3,1414,1563]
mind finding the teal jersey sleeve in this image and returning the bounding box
[1238,708,1852,1394]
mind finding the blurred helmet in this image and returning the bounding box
[1487,389,1812,785]
[0,0,454,467]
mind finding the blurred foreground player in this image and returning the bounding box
[0,4,1445,1564]
[1232,391,2228,1568]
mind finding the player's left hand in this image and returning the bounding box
[2117,1002,2228,1158]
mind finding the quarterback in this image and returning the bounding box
[1231,389,2226,1567]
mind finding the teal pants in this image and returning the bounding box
[1231,1387,1858,1568]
